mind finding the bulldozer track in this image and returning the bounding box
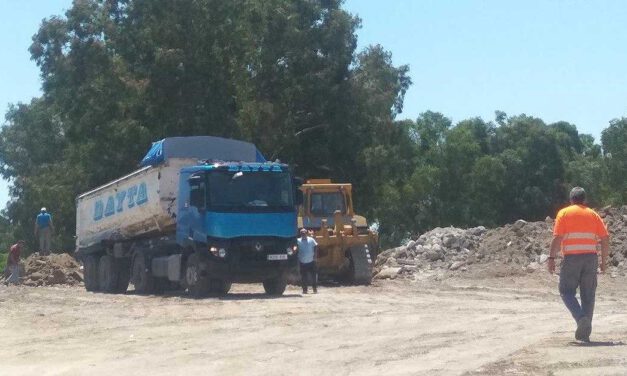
[350,246,372,285]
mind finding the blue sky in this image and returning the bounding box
[1,0,627,209]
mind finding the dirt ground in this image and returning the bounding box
[1,274,626,376]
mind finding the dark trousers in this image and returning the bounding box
[559,254,598,323]
[299,262,317,292]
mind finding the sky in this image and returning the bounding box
[1,0,627,209]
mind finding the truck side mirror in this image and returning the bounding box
[293,177,304,206]
[188,174,206,209]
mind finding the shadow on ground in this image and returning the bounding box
[569,340,625,347]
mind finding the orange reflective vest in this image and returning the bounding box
[553,204,609,256]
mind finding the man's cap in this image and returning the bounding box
[41,207,46,212]
[569,187,586,202]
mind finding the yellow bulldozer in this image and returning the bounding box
[297,179,378,284]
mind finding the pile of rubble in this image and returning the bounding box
[599,206,627,267]
[374,206,627,280]
[20,253,83,286]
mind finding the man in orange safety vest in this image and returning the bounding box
[548,187,610,342]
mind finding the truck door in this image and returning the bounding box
[187,174,208,244]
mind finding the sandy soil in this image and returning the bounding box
[1,274,626,376]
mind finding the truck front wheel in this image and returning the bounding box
[263,274,286,296]
[186,253,210,298]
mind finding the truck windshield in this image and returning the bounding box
[310,192,346,216]
[207,171,294,212]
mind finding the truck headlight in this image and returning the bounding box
[286,246,294,256]
[210,246,227,258]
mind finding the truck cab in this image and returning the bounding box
[177,162,300,295]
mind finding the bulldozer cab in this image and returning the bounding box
[297,179,376,284]
[300,179,354,219]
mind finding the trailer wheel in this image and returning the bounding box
[84,255,100,292]
[115,258,131,293]
[98,255,119,293]
[185,253,210,298]
[131,255,155,294]
[263,274,286,296]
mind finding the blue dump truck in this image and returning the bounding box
[75,136,302,296]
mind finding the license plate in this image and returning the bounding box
[267,254,288,261]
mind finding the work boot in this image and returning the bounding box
[313,287,317,294]
[575,316,592,342]
[302,288,307,294]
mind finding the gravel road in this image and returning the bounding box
[1,275,626,376]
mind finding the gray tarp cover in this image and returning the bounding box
[140,136,266,166]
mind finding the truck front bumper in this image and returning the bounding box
[202,253,297,283]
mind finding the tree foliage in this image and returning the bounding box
[0,0,623,251]
[601,118,627,204]
[368,111,622,246]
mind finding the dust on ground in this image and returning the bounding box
[1,274,626,376]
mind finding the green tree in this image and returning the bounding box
[493,115,565,222]
[1,0,412,249]
[438,118,493,225]
[601,118,627,204]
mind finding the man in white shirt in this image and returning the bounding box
[297,228,318,294]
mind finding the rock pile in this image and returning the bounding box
[21,253,83,286]
[374,205,627,280]
[374,226,489,280]
[599,206,627,268]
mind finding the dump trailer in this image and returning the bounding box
[297,179,377,284]
[76,136,301,296]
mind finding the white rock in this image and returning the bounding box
[374,267,401,280]
[539,254,548,264]
[513,219,527,229]
[475,226,487,235]
[432,244,443,253]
